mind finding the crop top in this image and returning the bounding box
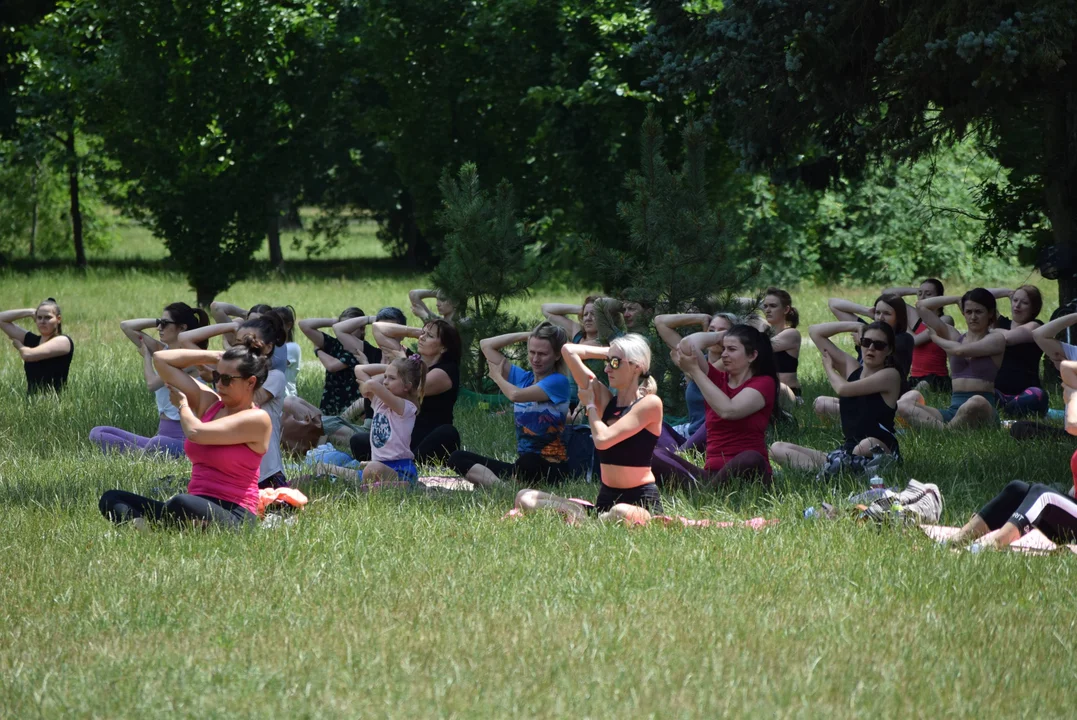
[774,350,798,374]
[595,397,659,467]
[949,333,1000,383]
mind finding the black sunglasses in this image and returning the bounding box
[156,318,177,328]
[860,338,890,351]
[212,370,252,387]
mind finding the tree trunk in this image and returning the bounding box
[65,129,86,268]
[1044,91,1077,308]
[195,285,215,310]
[267,195,284,270]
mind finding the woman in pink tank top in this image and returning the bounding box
[99,337,272,530]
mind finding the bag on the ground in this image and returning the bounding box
[816,446,899,480]
[859,479,943,526]
[562,424,597,482]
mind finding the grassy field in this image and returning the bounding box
[1,225,1074,717]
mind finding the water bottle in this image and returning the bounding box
[869,475,886,491]
[803,506,818,520]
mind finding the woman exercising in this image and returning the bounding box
[0,298,74,395]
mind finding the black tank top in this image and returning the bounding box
[995,316,1043,394]
[774,350,798,374]
[596,398,659,467]
[838,367,897,445]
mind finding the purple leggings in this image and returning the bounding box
[89,418,186,458]
[652,423,771,489]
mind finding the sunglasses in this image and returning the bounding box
[156,318,177,328]
[605,356,626,370]
[212,370,252,387]
[859,338,890,351]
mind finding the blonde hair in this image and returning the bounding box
[391,355,428,405]
[610,333,657,398]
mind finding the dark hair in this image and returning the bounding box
[922,278,944,296]
[38,297,62,334]
[1015,284,1043,319]
[339,306,365,322]
[376,306,407,325]
[221,336,270,389]
[273,305,296,343]
[961,287,998,321]
[239,309,287,353]
[860,321,897,369]
[164,302,210,348]
[725,324,780,423]
[423,318,461,363]
[764,288,799,328]
[873,294,908,334]
[247,303,273,317]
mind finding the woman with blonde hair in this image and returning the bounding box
[513,333,664,524]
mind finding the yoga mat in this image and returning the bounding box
[920,525,1077,555]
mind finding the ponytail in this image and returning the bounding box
[393,354,428,405]
[239,309,286,352]
[765,288,798,328]
[164,302,210,348]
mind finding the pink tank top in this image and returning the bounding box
[185,401,264,513]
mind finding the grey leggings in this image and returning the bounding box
[99,489,256,529]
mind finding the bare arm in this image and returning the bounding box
[18,336,73,362]
[209,301,248,347]
[1062,361,1077,434]
[479,331,530,380]
[332,315,376,355]
[681,356,765,420]
[933,331,1007,358]
[179,321,239,349]
[299,318,337,349]
[881,286,919,298]
[371,322,421,355]
[585,394,663,450]
[826,363,901,399]
[986,288,1014,300]
[139,343,164,391]
[1034,313,1077,368]
[807,322,860,375]
[996,321,1041,347]
[916,297,963,340]
[561,343,612,411]
[678,332,724,374]
[119,318,161,351]
[315,348,349,373]
[0,308,33,343]
[653,313,709,351]
[408,289,437,321]
[771,327,801,354]
[828,298,873,322]
[365,376,407,416]
[153,349,221,415]
[176,404,271,450]
[424,368,453,396]
[541,303,583,338]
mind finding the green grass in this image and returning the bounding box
[0,227,1073,716]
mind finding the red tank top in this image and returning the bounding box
[185,401,264,513]
[910,319,949,378]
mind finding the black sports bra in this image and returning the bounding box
[596,398,660,467]
[774,349,798,374]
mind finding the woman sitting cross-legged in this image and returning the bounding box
[770,321,902,476]
[513,334,664,524]
[896,288,1005,430]
[943,361,1077,550]
[653,325,778,488]
[98,339,272,530]
[447,322,572,487]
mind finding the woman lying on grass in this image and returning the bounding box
[943,361,1077,551]
[770,321,902,476]
[0,298,74,395]
[98,338,272,530]
[513,334,664,524]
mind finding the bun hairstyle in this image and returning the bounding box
[376,306,407,325]
[222,340,270,389]
[961,287,998,321]
[38,297,62,334]
[392,354,428,404]
[725,324,779,422]
[860,321,897,369]
[239,309,286,353]
[610,333,657,398]
[247,303,273,318]
[340,306,366,322]
[531,320,569,375]
[273,305,296,343]
[1016,284,1043,319]
[164,302,210,348]
[764,288,799,328]
[874,293,909,334]
[424,318,461,363]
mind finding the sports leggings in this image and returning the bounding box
[99,489,256,529]
[995,387,1049,419]
[89,418,186,458]
[446,450,569,484]
[977,480,1077,543]
[651,448,772,490]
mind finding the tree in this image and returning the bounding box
[431,163,541,391]
[643,0,1074,299]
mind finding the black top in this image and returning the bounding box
[995,316,1043,395]
[774,350,798,374]
[414,357,459,441]
[838,367,898,451]
[596,398,660,467]
[23,332,74,394]
[318,333,383,417]
[856,318,913,385]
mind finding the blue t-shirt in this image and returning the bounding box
[684,379,706,435]
[508,365,571,463]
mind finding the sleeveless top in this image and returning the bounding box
[596,397,660,467]
[910,319,949,378]
[185,401,264,513]
[414,357,460,441]
[838,367,898,449]
[995,316,1043,395]
[23,332,74,394]
[773,350,798,374]
[949,333,1000,383]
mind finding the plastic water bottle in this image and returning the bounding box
[869,475,886,491]
[803,507,818,520]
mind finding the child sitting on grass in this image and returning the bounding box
[311,356,426,487]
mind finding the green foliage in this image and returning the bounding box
[432,163,542,391]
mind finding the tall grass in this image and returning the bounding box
[0,231,1072,715]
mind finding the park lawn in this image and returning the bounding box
[0,231,1074,716]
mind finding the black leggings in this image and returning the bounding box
[447,450,569,485]
[593,482,663,514]
[350,424,461,464]
[977,480,1077,543]
[99,489,256,529]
